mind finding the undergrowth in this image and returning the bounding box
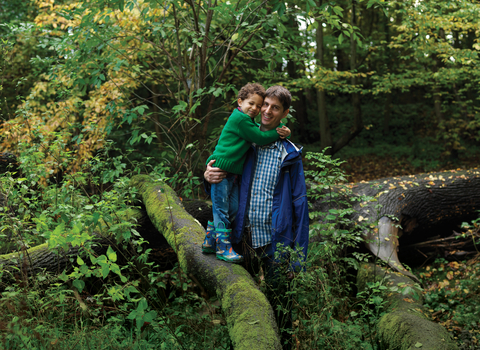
[415,255,480,350]
[0,134,230,349]
[289,149,385,349]
[0,138,428,349]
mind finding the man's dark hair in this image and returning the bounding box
[265,85,291,112]
[238,83,266,100]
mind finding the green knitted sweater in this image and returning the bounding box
[206,108,283,175]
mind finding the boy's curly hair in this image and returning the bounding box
[238,83,266,100]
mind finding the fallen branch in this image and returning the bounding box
[130,175,282,350]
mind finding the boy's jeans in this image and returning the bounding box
[211,173,239,229]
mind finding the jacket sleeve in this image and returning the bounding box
[290,158,309,272]
[236,116,282,146]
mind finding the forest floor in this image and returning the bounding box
[342,154,480,349]
[340,154,480,183]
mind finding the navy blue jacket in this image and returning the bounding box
[233,139,309,271]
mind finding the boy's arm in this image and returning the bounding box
[235,115,282,146]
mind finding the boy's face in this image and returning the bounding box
[237,94,263,118]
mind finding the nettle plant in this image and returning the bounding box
[0,130,233,347]
[289,149,385,349]
[0,141,132,307]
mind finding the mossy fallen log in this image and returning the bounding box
[357,263,458,350]
[0,209,143,276]
[130,175,281,350]
[312,168,480,275]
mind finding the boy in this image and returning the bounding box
[202,83,290,263]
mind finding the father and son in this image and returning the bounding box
[201,83,309,347]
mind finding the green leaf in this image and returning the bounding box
[73,279,85,293]
[338,33,344,44]
[101,264,110,279]
[213,87,223,97]
[333,6,343,16]
[143,310,157,323]
[415,342,423,348]
[77,256,85,265]
[107,245,117,262]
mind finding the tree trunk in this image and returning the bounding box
[311,168,480,276]
[383,93,392,135]
[358,263,458,350]
[151,84,164,147]
[286,18,308,142]
[433,85,443,123]
[316,0,332,153]
[130,175,282,350]
[0,209,144,276]
[383,14,393,135]
[331,0,363,155]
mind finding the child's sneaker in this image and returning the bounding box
[216,225,243,263]
[201,221,216,254]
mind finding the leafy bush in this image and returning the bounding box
[0,131,229,349]
[288,150,383,349]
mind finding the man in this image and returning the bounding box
[204,85,309,349]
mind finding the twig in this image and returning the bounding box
[68,280,89,314]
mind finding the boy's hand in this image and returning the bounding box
[276,125,291,139]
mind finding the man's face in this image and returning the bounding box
[260,96,289,131]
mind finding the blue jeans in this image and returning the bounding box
[211,173,239,229]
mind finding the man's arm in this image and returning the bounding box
[204,159,227,184]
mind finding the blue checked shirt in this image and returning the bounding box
[248,140,283,248]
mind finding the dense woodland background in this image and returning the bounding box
[0,0,479,349]
[2,0,480,189]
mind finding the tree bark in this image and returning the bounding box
[311,168,480,276]
[0,209,144,276]
[130,175,282,350]
[316,0,332,152]
[286,18,309,143]
[331,0,363,155]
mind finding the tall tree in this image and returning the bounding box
[316,0,332,151]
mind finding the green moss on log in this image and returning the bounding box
[130,175,281,350]
[0,242,48,262]
[215,265,279,350]
[130,175,203,272]
[358,263,457,350]
[0,208,144,274]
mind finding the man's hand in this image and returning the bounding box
[204,160,227,184]
[276,125,291,139]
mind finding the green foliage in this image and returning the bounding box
[416,257,480,349]
[0,265,230,349]
[286,150,382,349]
[0,128,230,349]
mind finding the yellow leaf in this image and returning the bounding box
[446,271,453,280]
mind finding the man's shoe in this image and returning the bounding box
[202,221,216,254]
[216,226,243,263]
